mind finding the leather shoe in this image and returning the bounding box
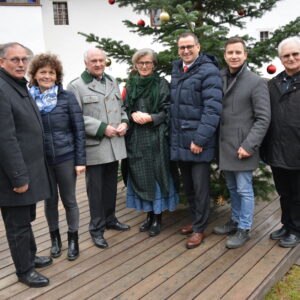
[18,270,49,288]
[92,235,108,248]
[186,232,205,249]
[279,233,300,248]
[106,221,130,231]
[148,214,162,237]
[34,256,53,268]
[181,224,193,235]
[270,227,288,240]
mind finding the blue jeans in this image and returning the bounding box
[224,171,254,230]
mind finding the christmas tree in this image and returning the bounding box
[79,0,300,203]
[79,0,300,76]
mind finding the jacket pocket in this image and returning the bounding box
[82,95,99,104]
[82,96,100,118]
[85,137,100,146]
[180,121,197,148]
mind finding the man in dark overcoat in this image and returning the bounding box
[213,37,270,248]
[261,36,300,248]
[0,42,52,287]
[170,32,222,249]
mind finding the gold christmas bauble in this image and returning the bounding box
[159,11,170,22]
[105,58,112,67]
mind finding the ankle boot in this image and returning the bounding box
[148,214,162,237]
[50,229,62,258]
[67,231,79,261]
[140,212,154,232]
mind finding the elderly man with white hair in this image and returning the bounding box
[68,48,130,249]
[261,36,300,248]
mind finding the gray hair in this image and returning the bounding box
[278,36,300,56]
[83,47,106,62]
[0,42,30,58]
[132,48,157,66]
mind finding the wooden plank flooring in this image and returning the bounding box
[0,175,299,300]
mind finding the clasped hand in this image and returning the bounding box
[131,111,152,125]
[104,123,128,137]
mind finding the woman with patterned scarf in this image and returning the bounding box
[28,54,86,260]
[124,48,179,236]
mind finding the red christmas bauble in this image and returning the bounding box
[108,0,115,4]
[238,9,245,16]
[267,64,276,74]
[137,19,145,26]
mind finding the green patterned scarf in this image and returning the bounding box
[126,72,160,113]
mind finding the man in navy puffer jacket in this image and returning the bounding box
[170,32,222,249]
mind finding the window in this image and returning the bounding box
[53,2,69,25]
[150,9,162,27]
[260,31,269,42]
[0,0,39,5]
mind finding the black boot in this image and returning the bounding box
[140,212,154,232]
[50,229,62,258]
[148,214,162,237]
[67,231,79,261]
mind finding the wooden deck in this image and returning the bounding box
[0,175,299,300]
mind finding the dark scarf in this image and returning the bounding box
[126,72,160,114]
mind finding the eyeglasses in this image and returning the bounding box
[281,52,300,59]
[2,57,29,64]
[136,61,153,68]
[178,45,195,51]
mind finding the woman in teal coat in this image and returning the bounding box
[124,48,179,236]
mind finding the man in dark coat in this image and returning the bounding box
[213,37,270,249]
[261,36,300,248]
[0,43,52,287]
[170,32,222,249]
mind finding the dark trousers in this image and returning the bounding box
[45,159,79,232]
[178,162,210,233]
[86,161,119,237]
[271,167,300,236]
[1,204,36,276]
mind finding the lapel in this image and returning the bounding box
[104,76,115,98]
[87,79,106,95]
[0,69,44,130]
[81,70,115,97]
[222,64,246,96]
[28,93,45,130]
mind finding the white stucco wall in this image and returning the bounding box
[40,0,160,85]
[0,6,45,55]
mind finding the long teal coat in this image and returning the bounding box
[124,77,170,202]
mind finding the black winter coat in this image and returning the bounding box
[170,54,222,162]
[40,86,86,166]
[0,68,50,206]
[261,70,300,169]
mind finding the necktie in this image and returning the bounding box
[183,66,188,73]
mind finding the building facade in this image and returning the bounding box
[0,0,298,84]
